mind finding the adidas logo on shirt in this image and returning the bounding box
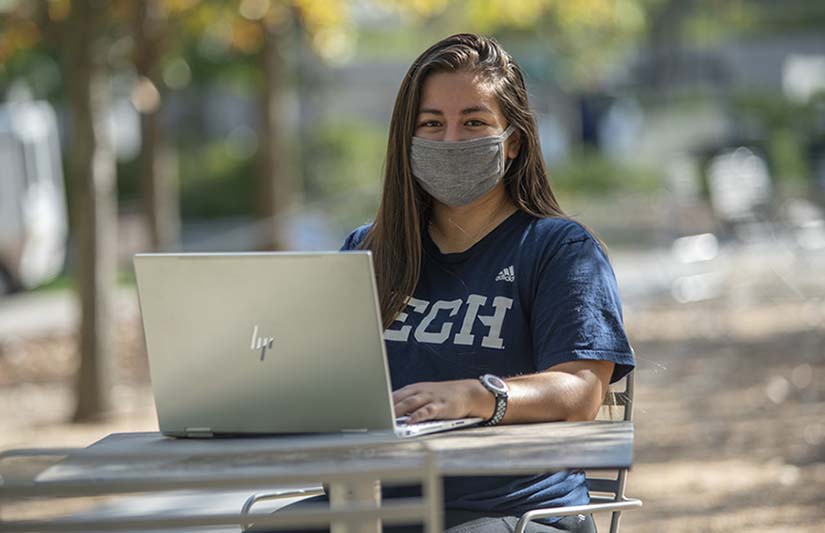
[495,265,515,283]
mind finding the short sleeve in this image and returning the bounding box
[339,224,372,251]
[531,235,635,383]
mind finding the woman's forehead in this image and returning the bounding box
[418,70,502,115]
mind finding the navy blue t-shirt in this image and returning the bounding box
[340,210,635,519]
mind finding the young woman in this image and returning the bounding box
[272,33,635,533]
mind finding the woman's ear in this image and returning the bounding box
[506,130,521,160]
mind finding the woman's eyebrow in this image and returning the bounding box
[417,105,495,115]
[460,105,494,115]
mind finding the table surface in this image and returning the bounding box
[37,421,633,483]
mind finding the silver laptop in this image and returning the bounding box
[133,251,483,438]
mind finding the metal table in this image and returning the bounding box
[0,421,633,532]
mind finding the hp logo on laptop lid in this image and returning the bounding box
[250,325,274,361]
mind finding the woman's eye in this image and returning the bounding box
[465,119,485,127]
[419,120,441,128]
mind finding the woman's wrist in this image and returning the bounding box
[466,378,497,420]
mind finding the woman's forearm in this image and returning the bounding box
[467,360,614,423]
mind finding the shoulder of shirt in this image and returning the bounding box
[524,215,595,247]
[341,222,373,250]
[519,214,610,267]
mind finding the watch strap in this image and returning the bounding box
[479,375,508,426]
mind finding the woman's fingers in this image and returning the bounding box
[392,383,429,404]
[393,391,431,417]
[392,380,468,422]
[408,403,439,423]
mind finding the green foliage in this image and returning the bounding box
[769,128,808,186]
[550,148,660,197]
[32,269,136,293]
[302,119,384,228]
[732,92,812,131]
[178,140,257,217]
[116,158,141,203]
[304,119,386,196]
[0,44,63,101]
[731,91,817,186]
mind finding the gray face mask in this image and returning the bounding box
[410,125,515,207]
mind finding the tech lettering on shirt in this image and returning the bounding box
[383,294,513,349]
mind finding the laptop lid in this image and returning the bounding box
[134,251,398,436]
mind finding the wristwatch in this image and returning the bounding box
[478,374,509,426]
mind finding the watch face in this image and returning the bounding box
[483,374,508,394]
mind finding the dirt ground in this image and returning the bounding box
[1,247,824,532]
[622,298,825,532]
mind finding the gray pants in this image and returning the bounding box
[253,495,597,532]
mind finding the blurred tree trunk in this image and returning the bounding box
[65,0,117,421]
[256,18,295,251]
[134,0,180,251]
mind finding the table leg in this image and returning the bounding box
[329,478,381,533]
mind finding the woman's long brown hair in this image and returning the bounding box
[362,33,568,329]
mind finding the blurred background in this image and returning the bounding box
[1,0,824,531]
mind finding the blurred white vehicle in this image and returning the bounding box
[0,99,68,295]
